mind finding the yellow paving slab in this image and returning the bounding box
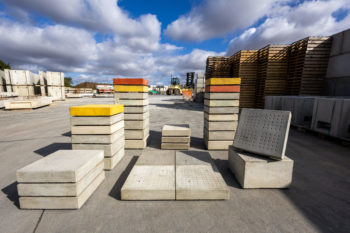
[114,85,149,92]
[205,78,241,86]
[70,104,124,116]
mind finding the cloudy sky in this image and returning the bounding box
[0,0,349,85]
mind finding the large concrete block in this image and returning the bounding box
[204,106,239,114]
[125,128,149,139]
[121,166,175,200]
[125,118,149,129]
[233,109,291,160]
[204,120,237,130]
[72,139,124,157]
[17,162,104,196]
[71,128,124,144]
[204,99,239,107]
[71,120,124,135]
[162,124,191,137]
[114,92,148,100]
[17,150,104,183]
[203,130,235,141]
[228,146,293,188]
[162,136,190,143]
[204,93,240,100]
[124,112,149,120]
[19,171,105,209]
[124,106,149,113]
[204,113,238,121]
[125,136,148,149]
[104,148,125,170]
[161,143,190,150]
[70,113,124,126]
[118,99,149,106]
[70,104,124,116]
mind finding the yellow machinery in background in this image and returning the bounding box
[166,77,182,95]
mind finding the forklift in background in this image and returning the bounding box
[182,72,195,101]
[166,75,182,95]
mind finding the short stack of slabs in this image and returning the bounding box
[176,151,229,200]
[17,150,105,209]
[70,104,125,171]
[114,78,149,149]
[121,151,175,200]
[204,77,241,150]
[161,124,191,150]
[228,108,294,188]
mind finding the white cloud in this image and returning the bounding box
[227,0,350,55]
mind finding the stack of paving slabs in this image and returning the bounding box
[204,77,241,150]
[114,78,149,149]
[16,150,105,209]
[161,124,191,150]
[228,108,294,189]
[70,104,125,170]
[121,150,228,200]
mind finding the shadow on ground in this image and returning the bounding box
[62,131,71,137]
[109,156,138,200]
[2,181,20,209]
[149,102,203,112]
[34,143,72,156]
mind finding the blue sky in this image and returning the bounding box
[0,0,349,85]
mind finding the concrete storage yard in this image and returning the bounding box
[0,96,349,233]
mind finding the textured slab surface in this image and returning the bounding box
[204,120,237,130]
[162,124,191,136]
[71,120,124,135]
[161,136,190,143]
[113,78,148,85]
[161,143,190,150]
[204,93,240,100]
[205,78,241,85]
[233,108,291,160]
[204,99,239,107]
[70,113,123,126]
[70,104,124,116]
[204,106,239,114]
[17,150,104,183]
[121,166,175,200]
[71,128,124,144]
[19,171,105,209]
[205,85,240,93]
[175,151,213,166]
[136,150,175,166]
[228,146,293,188]
[114,85,148,93]
[72,139,124,157]
[204,113,238,121]
[17,162,104,196]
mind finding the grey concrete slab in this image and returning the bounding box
[124,106,149,113]
[72,139,124,157]
[125,136,149,149]
[228,146,294,188]
[204,113,238,121]
[204,139,233,150]
[114,92,148,99]
[71,120,124,135]
[204,99,239,107]
[124,112,149,120]
[204,106,239,114]
[104,148,125,171]
[233,108,291,160]
[118,99,149,106]
[19,171,105,209]
[175,151,213,166]
[136,150,175,166]
[204,93,240,100]
[17,150,104,183]
[17,162,104,196]
[125,128,149,139]
[125,118,149,129]
[71,127,124,144]
[203,129,235,141]
[204,120,238,130]
[161,143,190,150]
[4,97,52,110]
[161,136,190,143]
[70,113,124,126]
[162,124,191,137]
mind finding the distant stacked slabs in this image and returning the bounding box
[161,124,191,150]
[113,78,149,149]
[70,104,125,170]
[203,77,241,150]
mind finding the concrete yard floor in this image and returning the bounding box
[0,95,349,233]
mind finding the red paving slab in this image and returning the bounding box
[205,85,240,93]
[113,78,148,86]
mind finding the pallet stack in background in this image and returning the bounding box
[287,37,332,95]
[205,56,228,79]
[114,78,149,149]
[203,78,241,150]
[194,73,205,102]
[70,104,125,170]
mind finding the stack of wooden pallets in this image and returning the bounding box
[287,37,332,95]
[205,56,228,79]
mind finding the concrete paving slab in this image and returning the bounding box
[70,113,124,126]
[204,93,240,100]
[124,106,149,113]
[204,99,239,107]
[203,130,235,141]
[125,128,149,139]
[70,104,124,116]
[204,137,233,150]
[161,143,190,150]
[228,146,293,188]
[125,118,149,129]
[19,171,105,209]
[161,136,190,143]
[204,113,238,121]
[204,120,237,130]
[114,92,148,100]
[175,151,213,166]
[71,128,124,144]
[118,99,149,106]
[205,85,240,93]
[233,108,291,160]
[136,150,175,166]
[71,120,124,135]
[162,124,191,137]
[104,148,125,171]
[4,97,52,110]
[204,106,239,114]
[72,139,124,157]
[125,136,148,149]
[114,85,148,93]
[121,166,175,200]
[17,162,104,196]
[124,112,149,120]
[114,78,148,85]
[205,78,241,86]
[17,150,104,183]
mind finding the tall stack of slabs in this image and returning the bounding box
[42,71,65,101]
[204,77,241,150]
[70,104,125,170]
[195,74,205,94]
[3,69,35,97]
[114,78,149,149]
[16,150,105,209]
[161,124,191,150]
[228,109,294,189]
